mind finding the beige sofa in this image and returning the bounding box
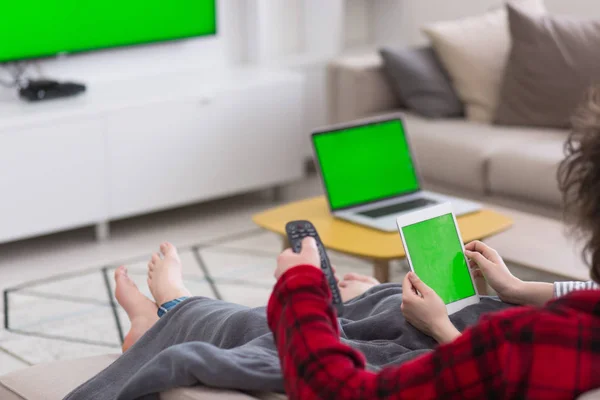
[328,53,569,220]
[2,354,600,400]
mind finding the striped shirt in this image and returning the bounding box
[554,280,599,298]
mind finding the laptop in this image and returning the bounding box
[311,115,481,232]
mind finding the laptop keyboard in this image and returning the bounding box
[358,198,438,219]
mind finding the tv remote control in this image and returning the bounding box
[285,220,344,313]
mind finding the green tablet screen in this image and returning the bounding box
[402,213,475,304]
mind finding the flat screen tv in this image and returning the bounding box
[0,0,217,63]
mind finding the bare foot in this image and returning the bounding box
[338,272,380,302]
[114,266,159,352]
[147,242,191,306]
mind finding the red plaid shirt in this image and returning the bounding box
[267,265,600,399]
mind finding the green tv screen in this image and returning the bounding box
[0,0,217,63]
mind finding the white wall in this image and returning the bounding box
[546,0,600,16]
[344,0,373,48]
[303,0,345,57]
[378,0,600,46]
[245,0,304,63]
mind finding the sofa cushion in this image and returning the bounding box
[379,47,463,118]
[0,354,119,400]
[0,354,274,400]
[0,385,22,400]
[402,112,561,194]
[495,3,600,128]
[578,388,600,399]
[162,387,271,400]
[488,133,567,207]
[422,0,545,123]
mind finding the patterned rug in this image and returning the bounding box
[2,228,382,366]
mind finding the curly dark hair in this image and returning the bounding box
[558,86,600,284]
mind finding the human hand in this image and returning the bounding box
[464,241,523,304]
[401,272,459,343]
[274,237,321,280]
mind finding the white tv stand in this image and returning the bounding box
[0,66,305,243]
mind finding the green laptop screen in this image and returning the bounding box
[313,119,419,210]
[402,214,476,304]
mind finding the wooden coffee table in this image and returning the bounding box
[253,196,513,283]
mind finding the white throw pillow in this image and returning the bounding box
[422,0,546,123]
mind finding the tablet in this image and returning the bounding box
[396,203,479,314]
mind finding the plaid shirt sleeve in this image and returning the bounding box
[267,265,600,400]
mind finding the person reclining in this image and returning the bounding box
[267,87,600,399]
[106,234,596,400]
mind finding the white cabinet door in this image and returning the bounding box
[106,100,223,218]
[0,120,106,242]
[106,79,305,219]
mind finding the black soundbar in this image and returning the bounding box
[19,79,86,102]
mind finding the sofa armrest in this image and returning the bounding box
[0,354,281,400]
[0,354,119,400]
[327,52,400,124]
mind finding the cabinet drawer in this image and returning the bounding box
[0,119,106,242]
[106,79,304,219]
[106,99,221,218]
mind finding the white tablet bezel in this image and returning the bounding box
[396,202,480,314]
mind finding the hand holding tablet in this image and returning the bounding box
[397,203,480,314]
[401,271,460,342]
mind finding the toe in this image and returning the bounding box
[151,253,160,264]
[160,242,180,260]
[120,270,139,291]
[115,266,126,279]
[114,268,141,307]
[115,266,132,285]
[147,261,154,271]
